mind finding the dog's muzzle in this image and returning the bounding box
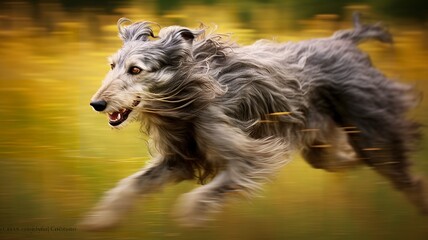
[90,100,107,112]
[90,99,141,127]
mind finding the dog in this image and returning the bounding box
[80,14,427,230]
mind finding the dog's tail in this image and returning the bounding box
[333,12,393,44]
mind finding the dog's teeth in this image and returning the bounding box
[117,113,121,120]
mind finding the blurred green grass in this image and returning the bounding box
[0,1,427,239]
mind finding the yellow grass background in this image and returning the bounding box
[0,1,427,239]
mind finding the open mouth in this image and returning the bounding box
[107,100,140,126]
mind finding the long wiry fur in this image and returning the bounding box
[80,14,427,230]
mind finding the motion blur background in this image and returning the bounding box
[0,0,427,239]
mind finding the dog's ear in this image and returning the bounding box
[117,18,156,43]
[177,28,204,44]
[159,26,204,45]
[157,26,205,63]
[178,29,196,42]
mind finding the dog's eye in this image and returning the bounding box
[129,66,142,75]
[110,63,115,70]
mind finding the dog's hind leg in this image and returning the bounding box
[302,118,362,172]
[320,83,427,213]
[79,156,192,231]
[347,131,428,214]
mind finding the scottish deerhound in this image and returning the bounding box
[81,14,427,230]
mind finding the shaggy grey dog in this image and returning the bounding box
[81,14,427,230]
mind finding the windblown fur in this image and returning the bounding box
[81,14,426,230]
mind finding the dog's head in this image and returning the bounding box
[90,18,204,128]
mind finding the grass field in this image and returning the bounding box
[0,1,427,239]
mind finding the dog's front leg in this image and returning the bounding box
[175,107,288,226]
[174,171,236,226]
[79,157,188,231]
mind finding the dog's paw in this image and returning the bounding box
[78,208,123,231]
[173,191,218,227]
[414,178,428,215]
[402,177,428,215]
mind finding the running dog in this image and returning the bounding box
[81,14,427,230]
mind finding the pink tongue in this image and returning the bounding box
[109,112,120,121]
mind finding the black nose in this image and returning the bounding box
[90,100,107,112]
